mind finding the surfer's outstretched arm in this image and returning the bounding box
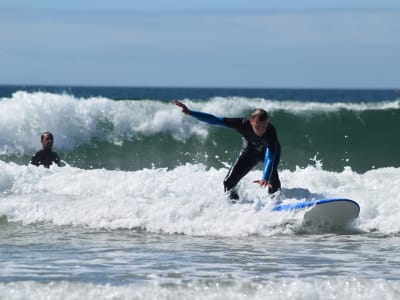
[174,100,226,126]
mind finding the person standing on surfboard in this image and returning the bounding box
[30,131,62,168]
[175,100,281,201]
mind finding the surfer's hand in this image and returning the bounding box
[174,100,189,114]
[253,179,272,188]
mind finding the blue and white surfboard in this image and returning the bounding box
[273,198,360,226]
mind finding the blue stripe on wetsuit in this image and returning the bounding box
[188,110,226,127]
[263,148,274,180]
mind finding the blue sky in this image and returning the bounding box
[1,0,399,88]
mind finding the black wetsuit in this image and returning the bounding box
[223,118,281,196]
[187,110,281,197]
[30,150,61,168]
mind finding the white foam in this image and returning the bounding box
[0,277,399,300]
[1,160,399,236]
[1,91,399,155]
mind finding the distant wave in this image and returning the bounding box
[1,91,399,151]
[1,91,399,172]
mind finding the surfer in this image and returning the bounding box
[174,100,281,201]
[30,131,62,168]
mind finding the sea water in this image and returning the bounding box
[1,86,400,299]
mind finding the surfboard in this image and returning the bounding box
[272,198,360,226]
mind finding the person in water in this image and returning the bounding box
[30,131,62,168]
[174,100,281,201]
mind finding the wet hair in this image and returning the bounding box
[41,131,54,141]
[250,109,268,121]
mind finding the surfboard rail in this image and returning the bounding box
[272,198,359,212]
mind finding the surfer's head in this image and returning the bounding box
[41,131,54,151]
[250,108,268,121]
[250,109,269,137]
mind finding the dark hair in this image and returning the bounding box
[41,131,54,141]
[250,109,268,121]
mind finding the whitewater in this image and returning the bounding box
[1,160,400,234]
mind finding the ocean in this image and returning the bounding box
[1,85,400,299]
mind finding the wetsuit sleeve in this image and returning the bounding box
[262,149,274,180]
[262,125,280,180]
[188,110,227,127]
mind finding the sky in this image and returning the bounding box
[1,0,399,88]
